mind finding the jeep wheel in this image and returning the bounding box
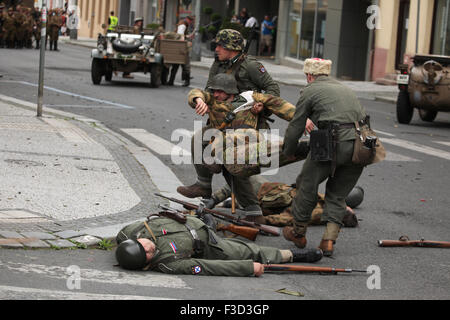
[396,90,413,124]
[91,58,104,85]
[418,109,437,122]
[150,64,162,88]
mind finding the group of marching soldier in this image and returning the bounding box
[0,3,62,51]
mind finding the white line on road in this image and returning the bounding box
[0,80,135,109]
[0,261,191,289]
[121,128,191,158]
[433,141,450,147]
[0,285,174,300]
[381,138,450,161]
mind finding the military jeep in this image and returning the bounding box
[90,26,163,87]
[396,54,450,124]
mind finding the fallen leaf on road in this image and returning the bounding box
[275,288,304,297]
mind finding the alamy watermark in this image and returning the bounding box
[367,5,381,30]
[170,121,282,175]
[366,265,381,290]
[66,265,81,290]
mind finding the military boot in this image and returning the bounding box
[49,41,53,51]
[35,40,40,49]
[291,248,323,263]
[177,182,212,199]
[319,222,341,257]
[283,222,308,249]
[54,41,59,51]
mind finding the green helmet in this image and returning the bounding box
[209,73,239,94]
[115,239,147,270]
[213,29,244,51]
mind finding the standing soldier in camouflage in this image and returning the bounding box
[179,74,295,223]
[282,58,367,257]
[23,7,34,49]
[177,29,280,206]
[14,5,26,48]
[114,214,322,276]
[2,7,15,48]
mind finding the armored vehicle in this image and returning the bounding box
[396,54,450,124]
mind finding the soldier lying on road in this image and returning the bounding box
[115,214,323,277]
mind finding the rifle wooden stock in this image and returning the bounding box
[217,223,259,241]
[154,193,281,236]
[378,239,450,248]
[264,264,367,274]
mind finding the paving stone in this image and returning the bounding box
[0,238,24,248]
[0,231,25,239]
[20,232,57,240]
[19,238,50,248]
[54,230,85,239]
[70,235,101,246]
[47,239,77,249]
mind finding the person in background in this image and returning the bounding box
[259,15,274,56]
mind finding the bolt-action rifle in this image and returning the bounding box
[378,236,450,248]
[158,204,259,241]
[155,193,281,236]
[264,264,367,275]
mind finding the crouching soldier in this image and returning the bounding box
[115,214,323,276]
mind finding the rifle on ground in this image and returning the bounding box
[158,204,259,241]
[264,264,367,275]
[378,236,450,248]
[216,223,258,241]
[155,193,281,236]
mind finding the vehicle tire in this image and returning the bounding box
[91,58,104,85]
[150,64,162,88]
[112,39,142,54]
[396,90,413,124]
[418,109,437,122]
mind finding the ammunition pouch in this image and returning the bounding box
[310,124,335,162]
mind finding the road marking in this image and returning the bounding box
[0,261,191,289]
[381,138,450,161]
[434,141,450,147]
[121,128,191,159]
[374,130,396,137]
[0,80,135,109]
[46,104,124,109]
[0,285,173,300]
[43,118,98,144]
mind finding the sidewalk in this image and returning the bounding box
[0,95,198,249]
[60,36,399,103]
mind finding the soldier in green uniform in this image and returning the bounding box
[47,8,62,51]
[32,8,41,49]
[178,74,295,222]
[14,5,25,48]
[0,3,5,48]
[282,58,367,257]
[115,214,323,276]
[177,29,280,207]
[2,7,15,48]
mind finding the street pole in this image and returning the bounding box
[415,0,420,53]
[37,0,47,117]
[191,0,202,61]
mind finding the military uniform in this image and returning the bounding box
[186,88,295,211]
[14,8,25,48]
[2,8,15,48]
[47,10,62,50]
[116,216,283,276]
[283,60,366,255]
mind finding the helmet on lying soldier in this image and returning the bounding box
[115,239,147,270]
[209,73,239,94]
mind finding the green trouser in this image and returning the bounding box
[292,140,363,227]
[191,126,260,210]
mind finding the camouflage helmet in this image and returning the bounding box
[209,73,239,94]
[213,29,244,51]
[115,239,147,270]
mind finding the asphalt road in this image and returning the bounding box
[0,43,449,303]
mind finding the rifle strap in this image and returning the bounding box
[143,221,157,243]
